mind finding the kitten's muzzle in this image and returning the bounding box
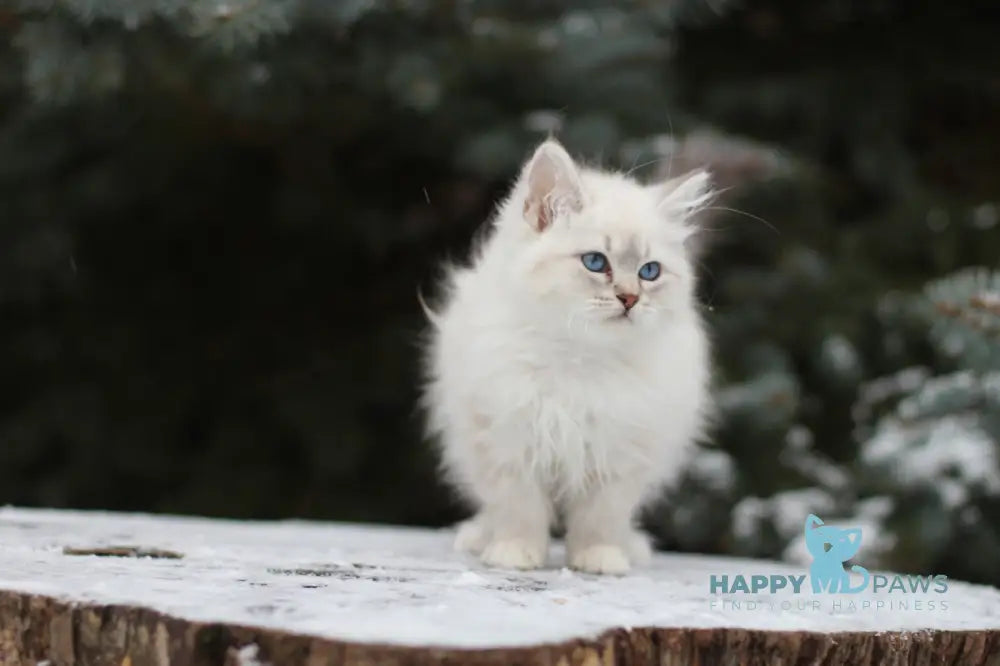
[616,293,639,312]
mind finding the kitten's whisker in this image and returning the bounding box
[625,155,670,179]
[701,205,780,235]
[664,112,675,181]
[627,149,640,176]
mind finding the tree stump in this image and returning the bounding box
[0,507,997,665]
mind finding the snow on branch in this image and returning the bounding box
[926,267,1000,369]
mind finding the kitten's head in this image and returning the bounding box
[498,139,712,332]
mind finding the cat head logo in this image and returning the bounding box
[804,514,870,594]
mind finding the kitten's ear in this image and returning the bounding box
[653,168,714,221]
[520,140,584,232]
[652,169,715,256]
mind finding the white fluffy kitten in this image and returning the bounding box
[421,139,713,575]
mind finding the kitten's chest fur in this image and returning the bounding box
[435,312,707,497]
[516,341,655,488]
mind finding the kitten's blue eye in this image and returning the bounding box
[581,252,608,273]
[638,261,661,281]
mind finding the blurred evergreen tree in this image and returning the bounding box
[731,268,1000,586]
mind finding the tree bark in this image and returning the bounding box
[2,589,998,665]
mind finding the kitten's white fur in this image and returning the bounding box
[421,139,713,575]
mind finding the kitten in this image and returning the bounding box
[420,139,713,575]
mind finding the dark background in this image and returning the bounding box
[2,0,999,586]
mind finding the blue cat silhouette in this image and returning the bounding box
[804,514,869,594]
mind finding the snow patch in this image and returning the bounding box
[974,290,1000,310]
[232,644,269,666]
[821,334,861,376]
[863,417,1000,507]
[852,367,929,424]
[0,507,997,649]
[779,428,849,491]
[687,449,736,493]
[453,571,488,585]
[732,488,836,543]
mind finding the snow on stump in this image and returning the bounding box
[0,508,998,665]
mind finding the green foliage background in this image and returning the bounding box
[1,0,999,585]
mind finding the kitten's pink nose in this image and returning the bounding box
[617,293,639,311]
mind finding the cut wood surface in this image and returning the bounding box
[0,507,998,665]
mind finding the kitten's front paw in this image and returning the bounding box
[480,538,546,570]
[454,516,490,554]
[569,544,630,575]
